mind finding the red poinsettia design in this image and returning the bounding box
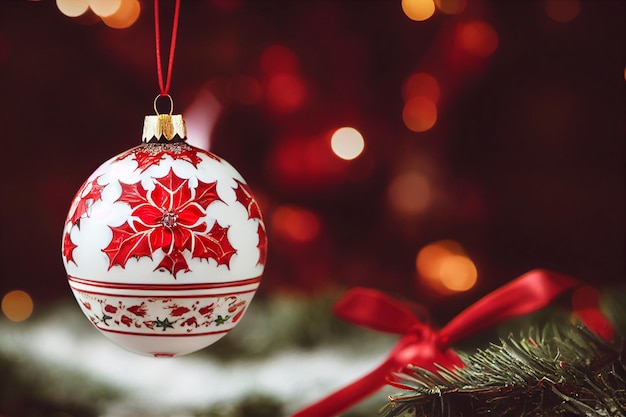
[103,168,236,277]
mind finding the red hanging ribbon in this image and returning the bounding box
[290,269,579,417]
[154,0,181,96]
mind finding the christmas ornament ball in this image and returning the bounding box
[61,114,267,357]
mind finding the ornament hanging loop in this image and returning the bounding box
[154,93,174,115]
[144,94,186,143]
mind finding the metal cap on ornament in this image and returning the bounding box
[142,114,187,143]
[142,94,187,143]
[61,96,267,358]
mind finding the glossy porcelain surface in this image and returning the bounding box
[62,142,266,356]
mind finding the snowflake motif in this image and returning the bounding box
[102,168,236,277]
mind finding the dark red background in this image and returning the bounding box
[0,0,623,323]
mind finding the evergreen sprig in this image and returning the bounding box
[381,323,626,417]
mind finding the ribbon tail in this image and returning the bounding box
[290,361,390,417]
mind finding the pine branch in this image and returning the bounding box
[381,323,626,417]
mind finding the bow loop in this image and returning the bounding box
[333,287,422,335]
[437,269,579,347]
[292,269,580,417]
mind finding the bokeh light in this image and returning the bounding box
[545,0,581,22]
[402,0,436,22]
[434,0,467,15]
[101,0,140,29]
[388,171,431,215]
[330,127,365,160]
[438,255,478,291]
[403,72,440,103]
[457,21,499,57]
[89,0,121,17]
[56,0,89,17]
[271,205,321,243]
[1,290,34,322]
[403,96,437,132]
[266,74,307,113]
[260,45,299,75]
[416,240,478,294]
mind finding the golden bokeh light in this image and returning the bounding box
[434,0,467,15]
[101,0,140,29]
[402,0,436,22]
[545,0,581,22]
[403,72,440,103]
[388,171,431,215]
[56,0,89,17]
[272,205,321,243]
[438,255,478,291]
[457,20,499,57]
[416,240,477,294]
[403,96,437,132]
[89,0,121,17]
[330,127,365,160]
[1,290,34,322]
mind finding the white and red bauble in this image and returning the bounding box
[61,113,267,357]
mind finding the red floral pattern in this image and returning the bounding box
[67,175,105,228]
[72,291,248,334]
[257,223,267,266]
[63,231,78,264]
[234,179,262,220]
[115,143,218,173]
[102,168,235,277]
[234,180,267,266]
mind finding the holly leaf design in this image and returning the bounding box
[257,223,267,266]
[234,179,262,220]
[117,181,149,209]
[62,231,78,264]
[192,222,236,267]
[194,179,221,209]
[103,223,154,269]
[68,176,105,227]
[156,249,190,277]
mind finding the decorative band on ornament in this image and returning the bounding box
[71,287,254,336]
[95,327,232,338]
[67,275,261,297]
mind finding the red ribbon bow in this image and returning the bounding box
[291,269,579,417]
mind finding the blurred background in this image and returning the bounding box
[0,0,624,416]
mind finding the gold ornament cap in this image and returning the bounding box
[142,114,187,143]
[142,94,187,143]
